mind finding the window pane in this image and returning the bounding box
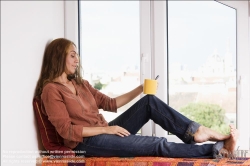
[168,1,236,134]
[79,1,140,122]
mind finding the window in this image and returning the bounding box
[152,0,249,149]
[168,1,236,135]
[66,0,249,149]
[79,1,140,122]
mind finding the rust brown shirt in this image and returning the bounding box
[41,79,117,149]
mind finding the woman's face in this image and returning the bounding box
[65,44,79,75]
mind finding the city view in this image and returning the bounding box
[80,1,236,134]
[169,42,236,133]
[82,41,236,131]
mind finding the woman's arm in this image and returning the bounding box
[115,84,143,108]
[82,126,130,137]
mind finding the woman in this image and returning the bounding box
[35,38,238,158]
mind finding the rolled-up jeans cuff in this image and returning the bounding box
[212,141,224,159]
[183,121,201,144]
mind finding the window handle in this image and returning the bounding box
[141,53,148,76]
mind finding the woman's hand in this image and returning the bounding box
[105,126,130,137]
[82,126,130,137]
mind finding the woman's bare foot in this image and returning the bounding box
[218,148,229,158]
[194,126,230,143]
[224,125,239,153]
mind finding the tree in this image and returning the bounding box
[94,82,103,90]
[179,102,230,134]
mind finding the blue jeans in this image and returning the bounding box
[74,95,223,158]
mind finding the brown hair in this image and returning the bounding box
[35,38,83,97]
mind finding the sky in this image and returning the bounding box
[80,1,140,73]
[79,1,236,73]
[168,1,236,71]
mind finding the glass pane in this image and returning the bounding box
[79,1,140,122]
[168,1,236,134]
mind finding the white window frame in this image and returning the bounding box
[139,1,154,136]
[66,0,249,150]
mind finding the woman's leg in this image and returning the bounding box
[109,95,199,144]
[74,95,232,158]
[74,133,221,158]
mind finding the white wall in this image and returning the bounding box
[1,1,64,166]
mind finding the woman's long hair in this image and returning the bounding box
[34,38,82,97]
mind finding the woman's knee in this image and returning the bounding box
[141,94,158,101]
